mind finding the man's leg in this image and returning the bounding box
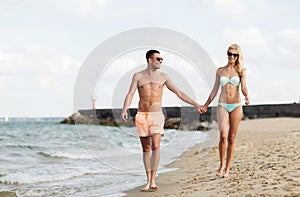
[140,137,151,191]
[150,133,161,189]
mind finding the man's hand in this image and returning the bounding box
[197,104,203,114]
[121,111,128,122]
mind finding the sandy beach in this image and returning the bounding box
[126,118,300,197]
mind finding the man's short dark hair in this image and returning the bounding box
[146,50,160,63]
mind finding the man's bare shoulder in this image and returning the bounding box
[158,72,171,86]
[133,71,145,79]
[159,71,170,79]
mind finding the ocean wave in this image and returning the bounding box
[2,144,43,150]
[0,165,106,185]
[36,151,95,160]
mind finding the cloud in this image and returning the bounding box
[272,28,300,68]
[53,0,137,20]
[77,0,107,19]
[224,27,269,50]
[222,27,300,68]
[50,0,152,21]
[38,75,60,89]
[0,44,81,75]
[0,51,17,73]
[197,0,269,21]
[0,43,81,116]
[221,27,270,68]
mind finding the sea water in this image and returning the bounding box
[0,118,211,196]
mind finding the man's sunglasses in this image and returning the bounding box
[227,52,239,57]
[156,57,163,61]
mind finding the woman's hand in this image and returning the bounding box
[199,105,208,114]
[245,97,250,105]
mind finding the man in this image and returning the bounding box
[121,49,201,191]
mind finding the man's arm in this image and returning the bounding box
[164,73,200,109]
[121,73,138,122]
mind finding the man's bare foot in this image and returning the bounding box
[216,166,224,177]
[150,183,159,191]
[141,183,151,192]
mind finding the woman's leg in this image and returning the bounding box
[223,106,243,178]
[140,137,151,190]
[217,106,229,176]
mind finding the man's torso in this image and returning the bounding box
[136,71,166,112]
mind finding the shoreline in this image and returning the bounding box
[125,118,300,196]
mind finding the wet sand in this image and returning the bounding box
[0,191,18,197]
[126,118,300,196]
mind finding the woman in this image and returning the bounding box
[201,44,250,178]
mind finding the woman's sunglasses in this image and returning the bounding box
[227,52,239,57]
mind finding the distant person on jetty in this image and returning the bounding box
[201,44,250,178]
[121,49,201,191]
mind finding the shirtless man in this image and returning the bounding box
[121,49,201,191]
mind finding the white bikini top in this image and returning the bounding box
[220,76,240,86]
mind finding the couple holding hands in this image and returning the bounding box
[121,44,250,192]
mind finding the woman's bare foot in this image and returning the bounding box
[216,166,224,177]
[222,172,230,178]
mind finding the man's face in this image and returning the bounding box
[150,53,163,69]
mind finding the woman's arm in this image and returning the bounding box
[201,69,221,112]
[240,71,250,105]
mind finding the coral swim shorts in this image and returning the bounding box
[135,112,165,137]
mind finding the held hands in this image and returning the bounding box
[197,105,208,114]
[200,105,208,114]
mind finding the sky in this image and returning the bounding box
[0,0,299,117]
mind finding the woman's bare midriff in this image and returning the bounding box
[219,85,241,104]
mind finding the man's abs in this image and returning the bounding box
[138,101,162,112]
[137,82,163,112]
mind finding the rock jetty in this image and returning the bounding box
[60,103,300,131]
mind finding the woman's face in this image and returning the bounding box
[227,49,239,64]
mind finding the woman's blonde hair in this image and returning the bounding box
[228,44,245,77]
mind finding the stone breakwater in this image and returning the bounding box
[60,103,300,131]
[60,107,210,131]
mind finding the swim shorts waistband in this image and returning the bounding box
[137,111,163,115]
